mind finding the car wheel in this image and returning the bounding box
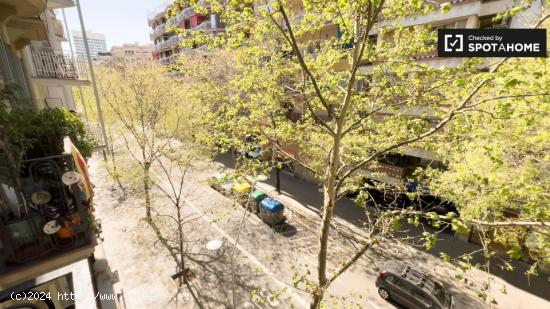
[378,287,390,300]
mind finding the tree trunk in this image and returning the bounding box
[311,135,341,308]
[275,165,281,193]
[177,203,186,286]
[143,164,152,222]
[109,138,126,198]
[310,293,323,309]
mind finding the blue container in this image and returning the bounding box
[259,198,284,213]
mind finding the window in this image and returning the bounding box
[385,275,399,284]
[355,76,373,93]
[411,287,431,304]
[432,282,451,307]
[368,35,377,48]
[306,41,321,56]
[479,14,510,29]
[436,19,467,29]
[281,49,294,59]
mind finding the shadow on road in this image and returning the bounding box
[214,153,550,303]
[273,223,298,237]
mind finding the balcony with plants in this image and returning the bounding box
[0,83,98,288]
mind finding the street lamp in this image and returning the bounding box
[75,0,110,154]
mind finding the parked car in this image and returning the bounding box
[376,260,454,309]
[348,178,459,219]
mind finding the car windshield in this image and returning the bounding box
[432,282,451,308]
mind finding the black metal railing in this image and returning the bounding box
[0,154,95,272]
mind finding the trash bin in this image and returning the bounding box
[248,190,267,213]
[259,198,285,226]
[233,182,252,194]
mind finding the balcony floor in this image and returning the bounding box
[32,77,91,87]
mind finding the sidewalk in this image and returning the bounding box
[215,153,550,308]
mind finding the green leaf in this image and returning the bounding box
[440,3,452,13]
[504,78,519,88]
[440,252,451,263]
[451,219,470,234]
[507,247,524,260]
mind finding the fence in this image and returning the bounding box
[30,49,89,81]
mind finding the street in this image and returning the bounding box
[89,150,550,309]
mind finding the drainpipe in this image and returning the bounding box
[75,0,110,154]
[62,8,89,123]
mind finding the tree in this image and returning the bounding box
[153,142,197,286]
[428,43,550,272]
[174,0,549,307]
[96,62,188,226]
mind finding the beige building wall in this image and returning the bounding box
[111,43,154,60]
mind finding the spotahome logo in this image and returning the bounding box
[438,29,547,57]
[444,34,463,52]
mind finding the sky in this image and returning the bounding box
[61,0,169,50]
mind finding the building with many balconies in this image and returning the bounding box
[260,0,546,186]
[0,0,108,307]
[0,1,92,111]
[147,1,225,65]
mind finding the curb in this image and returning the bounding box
[254,182,369,244]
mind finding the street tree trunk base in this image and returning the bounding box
[171,268,195,286]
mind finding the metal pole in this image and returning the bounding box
[61,8,89,124]
[75,0,110,154]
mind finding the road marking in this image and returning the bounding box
[152,170,382,309]
[150,170,308,306]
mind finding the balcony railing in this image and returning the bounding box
[155,35,183,52]
[149,23,166,40]
[371,163,411,179]
[0,152,96,276]
[180,7,195,19]
[195,21,224,32]
[158,54,179,65]
[166,7,195,27]
[147,0,172,22]
[30,49,89,81]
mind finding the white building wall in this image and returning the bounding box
[72,30,107,57]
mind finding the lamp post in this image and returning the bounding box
[75,0,110,154]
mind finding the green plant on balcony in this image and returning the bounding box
[0,81,32,188]
[9,107,96,160]
[1,80,95,187]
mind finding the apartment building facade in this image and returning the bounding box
[265,0,546,186]
[72,30,107,58]
[362,0,545,184]
[0,0,103,307]
[111,43,154,60]
[147,1,225,65]
[1,2,91,112]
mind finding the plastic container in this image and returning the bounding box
[259,198,285,226]
[248,190,267,213]
[233,182,252,194]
